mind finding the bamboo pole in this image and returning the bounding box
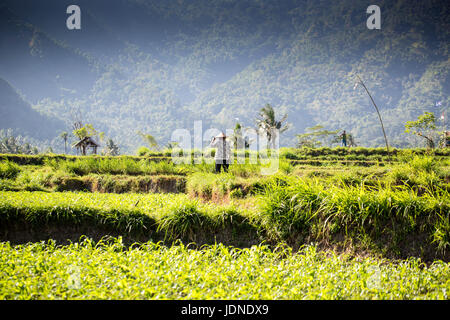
[355,75,391,162]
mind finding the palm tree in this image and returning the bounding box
[103,138,120,156]
[166,141,179,149]
[137,131,159,150]
[256,104,289,148]
[60,131,68,154]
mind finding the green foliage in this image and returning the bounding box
[44,158,187,176]
[102,138,120,156]
[73,124,102,141]
[137,131,159,150]
[136,146,151,156]
[157,202,211,240]
[0,160,21,179]
[386,155,447,193]
[296,125,340,148]
[256,104,289,147]
[0,150,448,259]
[405,112,439,148]
[0,130,39,155]
[229,188,244,199]
[0,191,255,242]
[260,176,449,253]
[0,240,448,299]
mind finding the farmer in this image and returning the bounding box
[340,130,347,147]
[210,132,231,173]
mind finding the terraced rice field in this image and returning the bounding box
[1,147,449,299]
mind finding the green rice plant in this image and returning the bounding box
[278,160,294,175]
[0,191,256,242]
[136,146,151,156]
[198,173,235,197]
[229,164,261,177]
[157,201,212,240]
[0,179,20,191]
[409,155,439,174]
[186,172,217,197]
[186,172,274,199]
[0,160,21,179]
[0,239,448,299]
[43,157,186,176]
[144,160,188,175]
[209,207,254,229]
[386,155,446,193]
[229,188,244,199]
[259,176,450,254]
[432,214,450,254]
[330,171,364,187]
[259,178,324,239]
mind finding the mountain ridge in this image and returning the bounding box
[0,0,448,153]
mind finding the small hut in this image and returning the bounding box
[73,137,100,155]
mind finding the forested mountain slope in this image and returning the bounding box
[0,0,448,153]
[0,78,64,140]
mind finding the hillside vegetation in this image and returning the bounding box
[0,0,448,153]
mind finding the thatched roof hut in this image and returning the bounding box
[73,137,100,155]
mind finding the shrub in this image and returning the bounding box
[136,146,151,156]
[157,202,211,240]
[0,160,21,179]
[409,155,439,174]
[229,188,244,199]
[260,177,450,252]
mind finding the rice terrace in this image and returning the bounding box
[0,0,449,303]
[0,147,449,299]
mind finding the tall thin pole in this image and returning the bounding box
[356,75,391,161]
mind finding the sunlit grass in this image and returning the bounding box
[0,239,448,299]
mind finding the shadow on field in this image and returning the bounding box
[1,221,448,263]
[0,221,264,250]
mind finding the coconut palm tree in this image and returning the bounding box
[103,138,120,156]
[137,131,159,150]
[255,104,289,148]
[60,131,68,154]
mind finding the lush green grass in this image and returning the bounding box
[186,172,270,199]
[0,152,448,259]
[0,164,187,194]
[280,147,450,159]
[2,147,448,166]
[1,151,449,300]
[3,155,447,195]
[44,158,188,176]
[0,191,259,243]
[1,182,448,259]
[260,176,449,254]
[0,160,21,179]
[0,239,448,299]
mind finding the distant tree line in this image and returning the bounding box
[0,129,39,154]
